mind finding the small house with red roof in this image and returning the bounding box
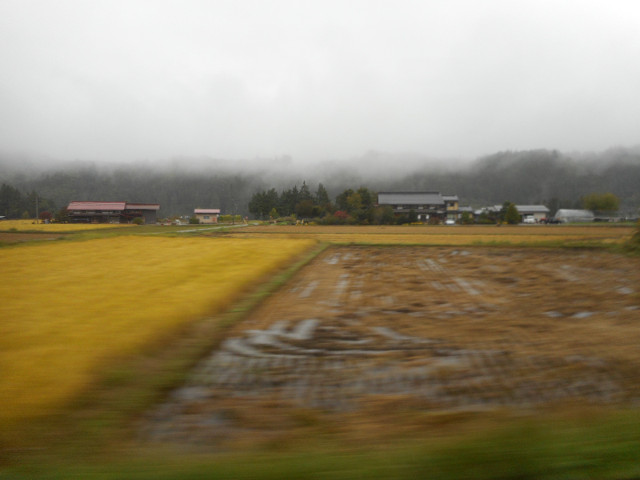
[194,208,220,224]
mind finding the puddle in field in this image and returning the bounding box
[142,247,640,446]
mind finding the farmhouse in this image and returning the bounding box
[194,208,221,224]
[66,201,160,224]
[377,192,459,221]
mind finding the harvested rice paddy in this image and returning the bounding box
[144,246,640,449]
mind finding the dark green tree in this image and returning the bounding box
[460,211,474,224]
[0,183,22,218]
[295,199,315,219]
[248,188,279,219]
[504,202,520,224]
[55,207,69,223]
[315,183,330,207]
[278,185,300,217]
[298,181,313,202]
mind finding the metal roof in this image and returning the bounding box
[194,209,221,214]
[126,203,160,210]
[555,209,594,218]
[67,201,160,211]
[484,204,549,214]
[515,205,550,214]
[378,192,444,205]
[67,201,126,211]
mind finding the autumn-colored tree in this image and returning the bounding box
[582,193,620,213]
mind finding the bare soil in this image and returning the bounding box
[143,246,640,448]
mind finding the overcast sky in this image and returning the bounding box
[1,0,639,164]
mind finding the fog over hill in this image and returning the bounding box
[3,2,640,163]
[1,147,639,218]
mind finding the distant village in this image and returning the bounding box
[55,191,623,226]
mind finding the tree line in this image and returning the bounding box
[0,183,56,220]
[1,147,639,220]
[248,182,329,219]
[249,184,414,224]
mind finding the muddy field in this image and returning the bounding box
[144,246,640,448]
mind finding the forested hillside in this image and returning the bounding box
[1,148,639,218]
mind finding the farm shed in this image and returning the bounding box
[554,209,595,223]
[377,192,459,221]
[194,208,220,224]
[481,204,550,223]
[67,201,160,224]
[516,205,550,222]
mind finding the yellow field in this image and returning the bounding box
[0,219,136,232]
[0,236,316,421]
[231,224,635,245]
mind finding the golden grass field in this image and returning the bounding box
[0,219,136,232]
[0,235,316,421]
[231,223,635,246]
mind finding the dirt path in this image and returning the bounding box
[143,246,640,447]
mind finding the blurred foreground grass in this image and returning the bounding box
[5,409,640,479]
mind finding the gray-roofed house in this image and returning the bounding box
[377,192,459,221]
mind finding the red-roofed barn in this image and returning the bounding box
[66,201,160,224]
